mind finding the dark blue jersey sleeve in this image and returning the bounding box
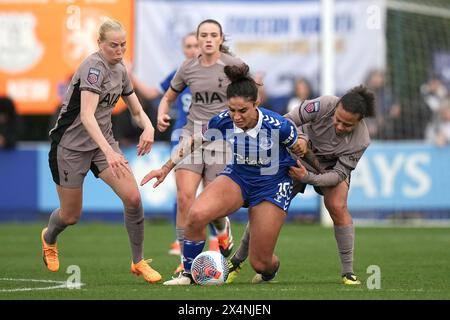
[202,111,230,142]
[279,118,298,148]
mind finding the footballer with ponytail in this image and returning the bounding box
[141,60,308,285]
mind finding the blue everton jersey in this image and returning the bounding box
[204,107,298,183]
[160,70,190,130]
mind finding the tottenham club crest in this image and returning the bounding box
[259,136,273,150]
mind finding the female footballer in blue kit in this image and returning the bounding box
[140,64,305,284]
[129,32,220,258]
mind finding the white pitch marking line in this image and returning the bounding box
[0,278,85,292]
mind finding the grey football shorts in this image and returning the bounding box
[49,141,122,188]
[175,146,232,183]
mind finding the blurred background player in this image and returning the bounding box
[155,19,245,273]
[141,64,306,285]
[227,85,375,285]
[128,32,220,261]
[286,77,315,113]
[42,18,161,284]
[0,96,21,150]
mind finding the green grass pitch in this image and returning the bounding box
[0,222,449,300]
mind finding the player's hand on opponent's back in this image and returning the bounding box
[105,150,131,179]
[157,114,171,132]
[137,127,154,156]
[290,138,308,157]
[140,166,170,188]
[288,160,308,181]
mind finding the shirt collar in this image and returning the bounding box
[233,108,263,138]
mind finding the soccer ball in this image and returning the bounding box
[191,250,229,285]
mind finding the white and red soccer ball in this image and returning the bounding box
[191,251,229,285]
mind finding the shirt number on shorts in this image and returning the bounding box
[275,182,293,210]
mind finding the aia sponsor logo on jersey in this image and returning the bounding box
[194,92,223,104]
[99,93,120,108]
[87,68,100,84]
[304,101,320,113]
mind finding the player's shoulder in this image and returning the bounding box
[179,56,200,71]
[209,110,232,128]
[217,52,243,66]
[80,52,108,71]
[299,95,338,115]
[259,107,287,129]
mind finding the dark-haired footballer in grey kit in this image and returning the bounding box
[42,19,162,284]
[228,85,375,285]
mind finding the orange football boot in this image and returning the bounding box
[131,259,162,283]
[41,228,59,272]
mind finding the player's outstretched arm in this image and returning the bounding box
[140,164,172,188]
[140,133,204,188]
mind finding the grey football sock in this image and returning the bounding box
[232,222,250,264]
[334,224,355,275]
[124,205,144,264]
[44,208,67,244]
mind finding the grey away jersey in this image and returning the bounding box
[285,96,371,186]
[170,52,243,132]
[50,52,133,151]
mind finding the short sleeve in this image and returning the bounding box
[279,118,298,148]
[170,62,188,93]
[202,112,228,141]
[79,62,106,94]
[286,96,340,126]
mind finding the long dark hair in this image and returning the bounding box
[339,85,376,119]
[224,64,258,102]
[196,19,231,55]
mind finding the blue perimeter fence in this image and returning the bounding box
[1,142,450,224]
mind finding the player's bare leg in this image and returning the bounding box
[248,201,285,284]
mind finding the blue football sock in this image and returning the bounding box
[182,239,206,273]
[208,222,218,237]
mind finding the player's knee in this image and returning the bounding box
[60,211,81,225]
[327,204,352,226]
[186,206,208,231]
[177,191,195,213]
[123,191,142,209]
[325,201,348,219]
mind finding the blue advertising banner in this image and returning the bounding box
[37,143,176,214]
[0,148,37,211]
[1,142,450,222]
[348,142,450,210]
